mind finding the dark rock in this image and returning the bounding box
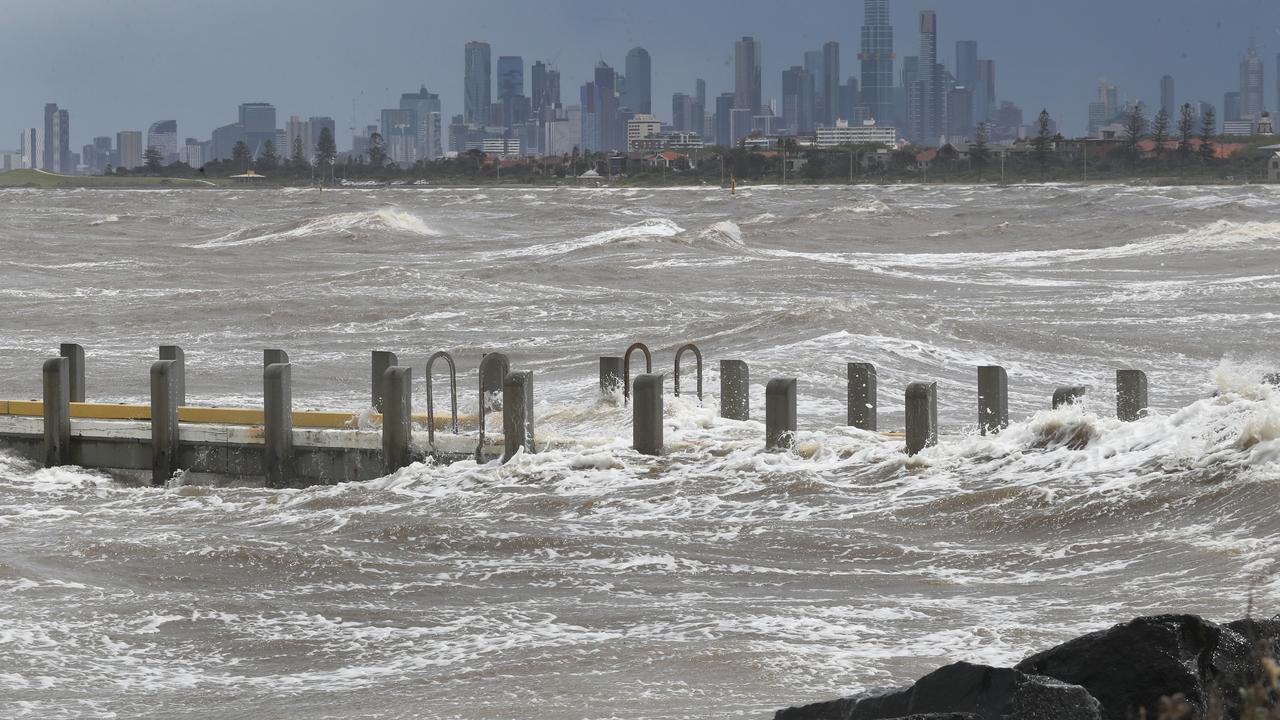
[888,715,982,720]
[775,697,859,720]
[1015,614,1252,720]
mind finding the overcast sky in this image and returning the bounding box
[5,0,1280,150]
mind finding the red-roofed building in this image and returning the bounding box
[1136,138,1241,160]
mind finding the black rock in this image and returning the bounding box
[1015,614,1253,720]
[777,662,1099,720]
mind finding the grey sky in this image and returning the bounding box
[5,0,1280,151]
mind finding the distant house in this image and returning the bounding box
[1269,152,1280,182]
[645,151,693,169]
[230,170,267,184]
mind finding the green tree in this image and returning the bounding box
[1199,107,1217,162]
[143,145,163,173]
[1032,109,1053,180]
[231,140,251,171]
[314,127,337,184]
[256,139,279,172]
[289,137,309,172]
[1176,103,1195,161]
[368,132,387,170]
[1150,107,1170,160]
[1123,103,1146,171]
[971,122,991,180]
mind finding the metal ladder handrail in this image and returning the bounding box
[623,342,652,405]
[476,352,510,460]
[674,343,703,401]
[425,351,458,445]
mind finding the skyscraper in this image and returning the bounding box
[915,11,941,144]
[594,62,622,151]
[116,130,142,170]
[400,88,440,160]
[694,78,707,135]
[497,56,524,101]
[975,59,996,123]
[1160,75,1175,119]
[822,41,841,126]
[309,116,337,156]
[624,47,652,114]
[672,93,695,132]
[380,108,416,166]
[147,120,178,163]
[238,102,277,157]
[715,92,735,145]
[43,104,70,173]
[782,66,816,134]
[1224,91,1242,123]
[286,116,311,160]
[532,61,548,114]
[1240,41,1264,120]
[859,0,894,126]
[956,41,978,92]
[464,41,492,125]
[20,128,39,170]
[734,36,762,113]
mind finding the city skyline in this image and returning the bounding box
[5,0,1280,157]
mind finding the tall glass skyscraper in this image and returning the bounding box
[734,37,762,113]
[624,47,652,114]
[464,41,492,126]
[859,0,894,126]
[1240,41,1264,121]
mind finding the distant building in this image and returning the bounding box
[729,107,753,146]
[286,116,310,159]
[180,137,205,167]
[860,0,895,125]
[1258,113,1275,135]
[543,105,581,157]
[1160,75,1175,119]
[211,123,245,161]
[1223,119,1255,135]
[465,41,492,125]
[946,87,975,142]
[43,104,71,173]
[915,11,942,145]
[116,130,143,169]
[821,41,841,126]
[309,116,337,157]
[147,120,178,163]
[1224,91,1243,123]
[782,65,816,134]
[624,47,652,115]
[815,119,897,147]
[975,60,996,124]
[91,136,111,171]
[1268,151,1280,182]
[956,41,978,93]
[714,93,735,145]
[20,128,39,169]
[672,93,696,133]
[626,114,661,151]
[380,108,417,166]
[1241,40,1265,120]
[734,36,762,113]
[238,102,277,157]
[480,137,520,156]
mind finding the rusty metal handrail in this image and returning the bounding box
[476,352,510,460]
[425,351,457,445]
[674,343,703,401]
[623,342,652,405]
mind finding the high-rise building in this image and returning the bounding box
[380,108,417,166]
[594,61,623,151]
[1240,41,1264,120]
[782,66,816,134]
[956,41,978,91]
[859,0,895,125]
[532,61,548,114]
[902,55,919,137]
[822,41,841,126]
[147,120,178,163]
[20,128,39,169]
[694,79,707,134]
[91,136,112,171]
[672,93,696,132]
[1160,75,1175,119]
[238,102,276,157]
[915,11,941,145]
[946,86,974,141]
[464,41,492,125]
[497,56,524,101]
[309,116,336,156]
[975,60,996,123]
[286,116,311,160]
[400,88,440,159]
[842,77,861,122]
[734,36,762,113]
[729,108,753,146]
[180,138,205,168]
[1224,91,1243,123]
[43,104,71,173]
[715,92,735,145]
[624,47,652,114]
[116,130,143,169]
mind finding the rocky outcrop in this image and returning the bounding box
[775,614,1280,720]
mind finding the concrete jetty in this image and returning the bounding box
[0,343,1170,487]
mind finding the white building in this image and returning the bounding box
[481,138,521,156]
[1223,120,1256,136]
[20,128,40,169]
[815,119,898,148]
[180,139,205,168]
[545,106,582,157]
[286,116,311,159]
[626,114,662,151]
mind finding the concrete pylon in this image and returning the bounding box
[633,374,664,456]
[720,360,749,421]
[150,359,181,486]
[977,365,1009,435]
[264,362,293,488]
[42,358,71,467]
[59,343,85,403]
[847,362,877,431]
[765,378,797,451]
[905,381,938,456]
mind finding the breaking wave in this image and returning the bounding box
[190,207,439,248]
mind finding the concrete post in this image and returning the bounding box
[905,382,938,456]
[847,363,877,431]
[42,358,71,467]
[1116,370,1148,422]
[264,362,294,488]
[480,352,510,412]
[502,371,534,462]
[159,345,185,407]
[632,374,664,456]
[599,356,624,395]
[371,351,398,412]
[382,366,412,475]
[720,360,749,421]
[977,365,1009,435]
[59,343,85,403]
[765,378,798,451]
[263,348,289,368]
[1052,386,1087,409]
[150,360,180,486]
